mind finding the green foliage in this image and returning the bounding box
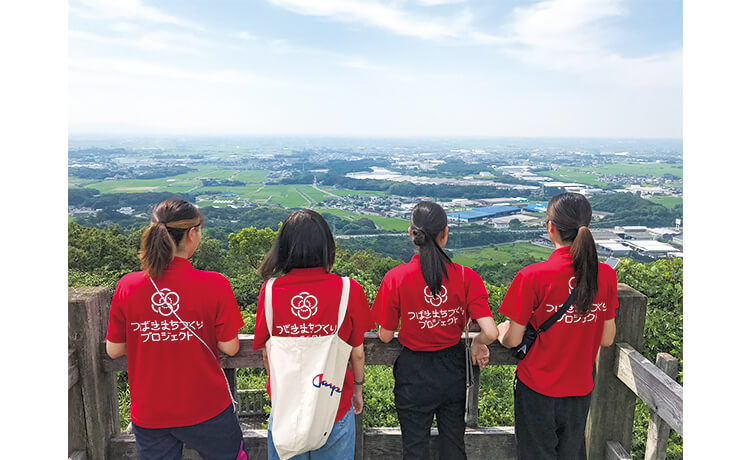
[477,366,516,427]
[191,236,227,273]
[226,226,278,272]
[362,366,399,427]
[589,193,681,228]
[68,222,140,273]
[616,257,683,458]
[228,272,264,309]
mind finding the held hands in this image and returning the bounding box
[471,340,490,370]
[497,321,511,345]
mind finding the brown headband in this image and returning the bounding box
[155,217,203,229]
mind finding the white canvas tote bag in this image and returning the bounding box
[264,276,353,460]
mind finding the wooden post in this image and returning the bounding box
[354,411,364,460]
[465,364,480,428]
[69,287,120,460]
[644,353,679,460]
[68,348,87,459]
[585,284,647,460]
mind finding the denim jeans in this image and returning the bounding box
[267,405,355,460]
[132,403,247,460]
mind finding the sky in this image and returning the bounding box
[68,0,683,138]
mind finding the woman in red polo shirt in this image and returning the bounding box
[497,192,618,460]
[372,201,499,460]
[106,198,247,460]
[253,209,374,460]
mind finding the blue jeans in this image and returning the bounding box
[132,404,246,460]
[267,405,355,460]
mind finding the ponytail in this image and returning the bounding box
[139,222,177,279]
[410,201,453,298]
[570,225,598,314]
[138,199,203,279]
[546,193,598,314]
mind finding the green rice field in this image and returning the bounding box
[317,208,409,232]
[648,196,683,209]
[451,242,553,266]
[537,163,683,186]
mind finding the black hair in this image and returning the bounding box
[410,201,454,297]
[546,192,598,314]
[258,209,336,279]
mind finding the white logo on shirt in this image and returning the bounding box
[151,288,180,316]
[291,292,318,320]
[423,285,448,307]
[568,276,575,294]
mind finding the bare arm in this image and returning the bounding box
[106,340,126,359]
[217,336,240,356]
[497,320,526,348]
[600,319,616,346]
[350,344,365,414]
[378,327,395,343]
[261,348,270,375]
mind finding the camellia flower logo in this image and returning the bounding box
[151,288,180,316]
[423,285,448,307]
[291,292,319,320]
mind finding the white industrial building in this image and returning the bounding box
[624,240,681,258]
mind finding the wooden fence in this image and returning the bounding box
[68,284,682,460]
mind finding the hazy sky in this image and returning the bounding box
[68,0,683,138]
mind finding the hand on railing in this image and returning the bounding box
[471,342,490,370]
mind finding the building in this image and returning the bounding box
[447,204,520,223]
[524,202,548,213]
[492,214,537,229]
[596,240,632,257]
[624,240,681,258]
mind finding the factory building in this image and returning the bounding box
[447,204,520,223]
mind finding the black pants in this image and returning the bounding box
[393,342,467,460]
[514,376,592,460]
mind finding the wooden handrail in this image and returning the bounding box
[69,283,683,460]
[614,343,683,436]
[103,331,520,372]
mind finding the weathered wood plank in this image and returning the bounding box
[465,364,480,428]
[586,284,648,460]
[68,450,87,460]
[109,426,516,459]
[104,332,520,371]
[605,440,632,460]
[644,353,679,460]
[355,411,364,460]
[615,344,683,436]
[70,287,120,460]
[69,348,80,389]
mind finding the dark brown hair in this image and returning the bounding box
[410,201,454,297]
[139,198,203,279]
[546,192,598,314]
[258,209,336,280]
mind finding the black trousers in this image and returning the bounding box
[513,376,592,460]
[393,342,467,460]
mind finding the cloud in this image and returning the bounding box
[416,0,467,5]
[69,57,300,89]
[69,29,197,54]
[70,0,204,31]
[498,0,681,87]
[266,0,504,43]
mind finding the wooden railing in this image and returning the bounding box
[68,284,682,460]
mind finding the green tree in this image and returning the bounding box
[225,226,278,274]
[191,236,227,273]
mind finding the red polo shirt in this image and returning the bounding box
[499,246,619,397]
[106,257,245,428]
[372,254,492,351]
[252,268,374,422]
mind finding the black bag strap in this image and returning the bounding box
[537,288,577,333]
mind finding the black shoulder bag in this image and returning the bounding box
[510,288,576,360]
